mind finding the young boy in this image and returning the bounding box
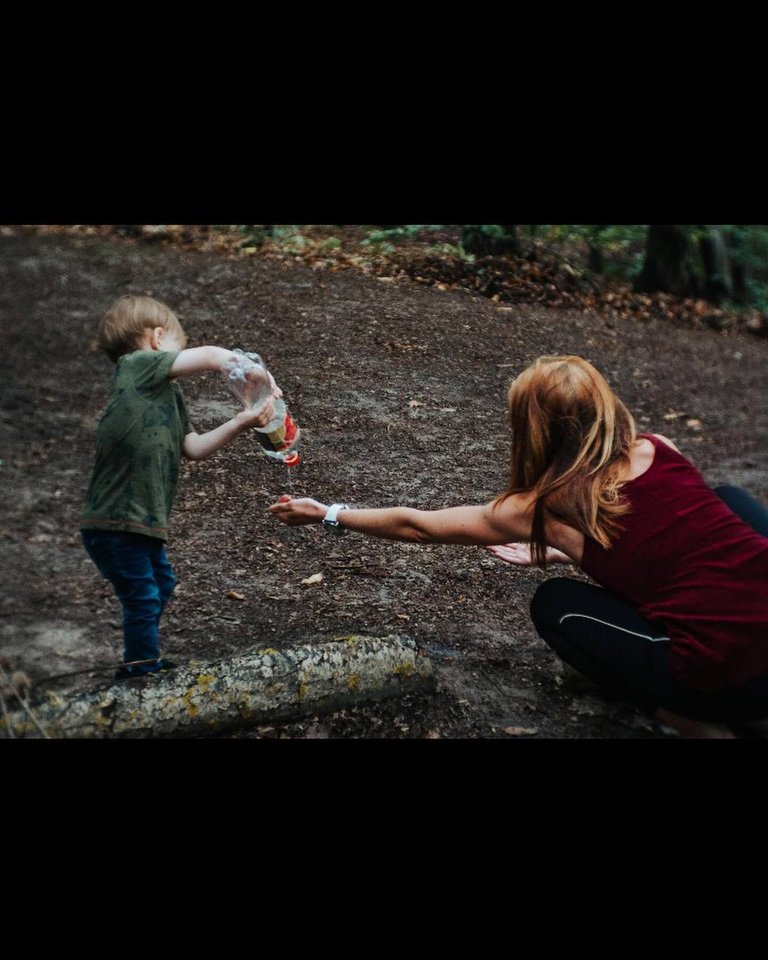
[80,295,277,679]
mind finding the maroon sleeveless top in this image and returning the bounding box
[580,434,768,691]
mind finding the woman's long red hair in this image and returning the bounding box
[497,356,637,567]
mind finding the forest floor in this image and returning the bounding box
[2,225,767,739]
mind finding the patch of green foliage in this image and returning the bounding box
[425,242,475,262]
[362,225,445,246]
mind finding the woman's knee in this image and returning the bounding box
[713,484,743,501]
[713,484,768,536]
[530,577,578,629]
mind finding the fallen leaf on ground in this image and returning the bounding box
[305,723,330,738]
[226,590,246,601]
[301,572,324,586]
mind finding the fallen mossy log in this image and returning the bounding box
[5,635,434,739]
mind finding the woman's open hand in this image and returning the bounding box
[486,543,572,566]
[269,495,328,526]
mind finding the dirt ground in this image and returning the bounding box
[2,231,768,739]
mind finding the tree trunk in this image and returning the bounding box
[699,226,731,304]
[5,635,434,739]
[634,225,698,297]
[587,225,608,273]
[723,226,748,304]
[461,225,522,256]
[501,225,522,255]
[525,225,539,260]
[730,261,747,304]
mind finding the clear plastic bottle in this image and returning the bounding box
[224,350,301,466]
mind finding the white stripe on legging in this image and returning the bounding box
[559,613,670,642]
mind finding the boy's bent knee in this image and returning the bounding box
[121,596,162,620]
[159,570,176,599]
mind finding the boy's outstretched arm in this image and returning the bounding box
[168,346,239,378]
[168,346,282,393]
[183,395,276,461]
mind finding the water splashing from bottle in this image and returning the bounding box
[284,451,300,495]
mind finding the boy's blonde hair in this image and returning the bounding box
[98,295,187,362]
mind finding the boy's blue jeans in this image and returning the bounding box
[81,530,176,674]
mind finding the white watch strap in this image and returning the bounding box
[324,503,349,525]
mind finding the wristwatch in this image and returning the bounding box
[322,503,350,534]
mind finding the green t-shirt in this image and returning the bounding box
[80,350,193,540]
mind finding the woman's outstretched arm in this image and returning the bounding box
[269,493,536,546]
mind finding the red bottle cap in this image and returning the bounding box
[283,452,300,467]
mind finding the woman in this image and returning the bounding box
[269,356,768,737]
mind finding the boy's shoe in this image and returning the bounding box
[114,665,142,681]
[153,659,178,673]
[113,660,179,682]
[142,659,179,678]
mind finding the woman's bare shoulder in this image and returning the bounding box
[650,433,681,452]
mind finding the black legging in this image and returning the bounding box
[530,485,768,724]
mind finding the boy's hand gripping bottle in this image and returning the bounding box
[224,350,300,466]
